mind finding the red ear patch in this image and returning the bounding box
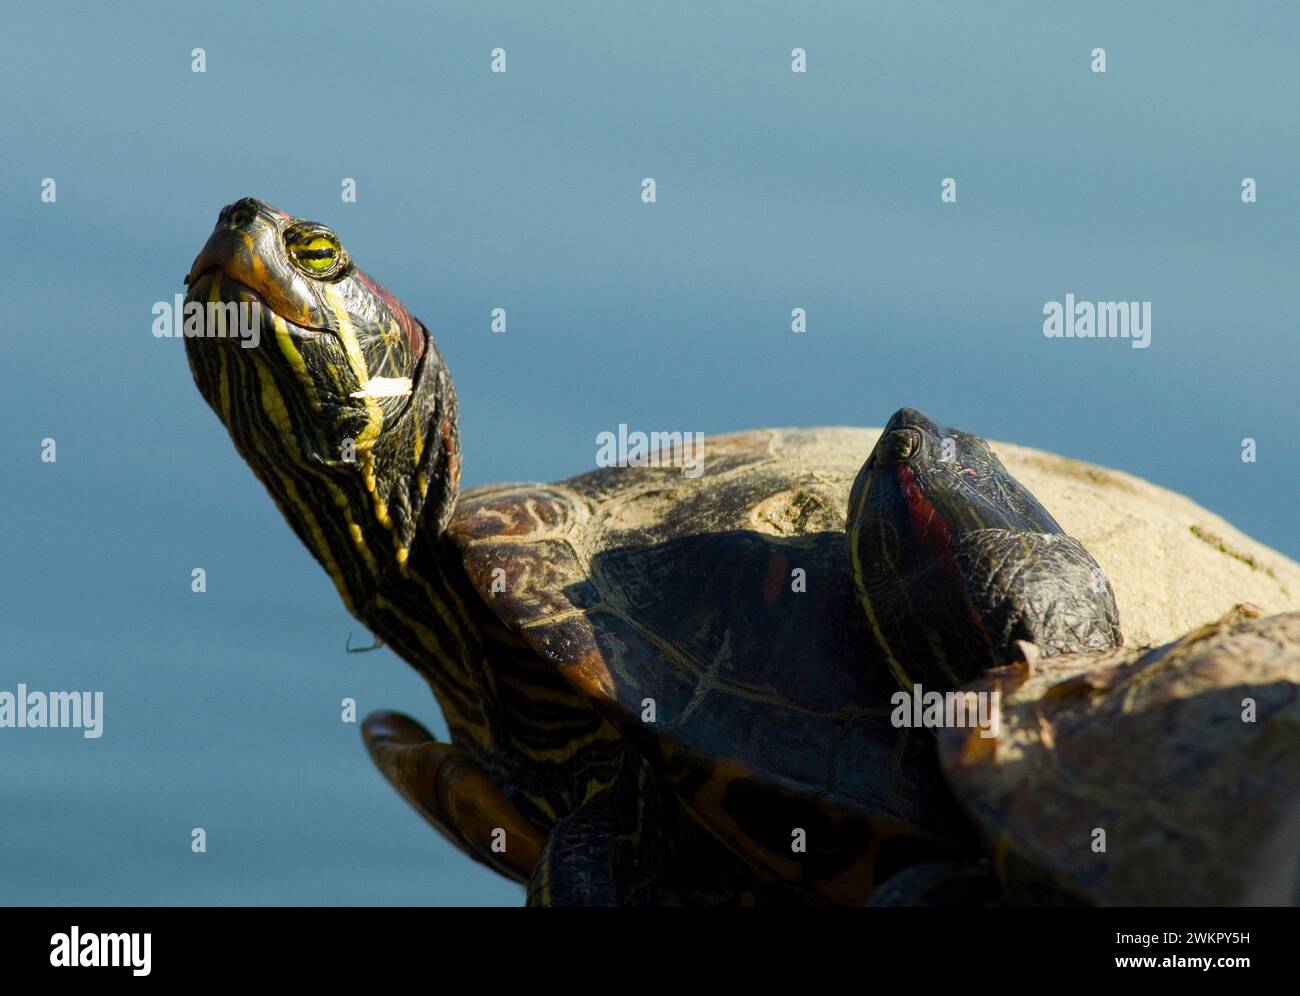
[356,270,426,362]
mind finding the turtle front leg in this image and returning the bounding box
[527,751,674,907]
[362,711,543,885]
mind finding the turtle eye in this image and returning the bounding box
[285,225,347,278]
[218,203,255,226]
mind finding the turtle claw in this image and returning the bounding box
[1217,602,1263,625]
[362,710,544,885]
[1159,602,1268,657]
[1011,640,1042,667]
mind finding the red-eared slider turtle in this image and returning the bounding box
[936,607,1300,906]
[182,198,1129,905]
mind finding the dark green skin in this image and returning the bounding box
[848,408,1122,691]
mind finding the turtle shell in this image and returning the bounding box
[936,609,1300,905]
[448,428,973,901]
[443,427,1300,902]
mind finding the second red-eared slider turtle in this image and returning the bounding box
[936,607,1300,906]
[182,198,1134,905]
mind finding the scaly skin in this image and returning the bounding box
[847,407,1122,691]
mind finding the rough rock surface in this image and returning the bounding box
[974,434,1299,646]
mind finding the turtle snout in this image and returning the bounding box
[871,427,923,467]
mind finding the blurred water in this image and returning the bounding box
[1,0,1296,904]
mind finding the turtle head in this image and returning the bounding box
[183,197,460,608]
[848,408,1120,691]
[857,407,1060,536]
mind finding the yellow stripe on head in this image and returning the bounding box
[322,283,383,448]
[216,346,233,425]
[241,371,355,616]
[271,312,321,412]
[848,467,913,691]
[323,284,394,529]
[206,272,227,337]
[256,360,382,583]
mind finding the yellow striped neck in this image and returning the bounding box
[185,293,480,728]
